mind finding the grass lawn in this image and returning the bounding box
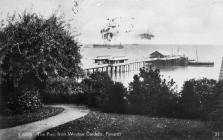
[0,106,64,129]
[35,111,216,140]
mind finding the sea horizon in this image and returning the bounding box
[81,44,223,90]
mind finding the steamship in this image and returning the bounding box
[93,44,124,49]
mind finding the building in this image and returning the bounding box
[150,51,165,58]
[149,51,172,58]
[94,56,128,65]
[94,55,111,64]
[108,56,128,64]
[219,57,223,81]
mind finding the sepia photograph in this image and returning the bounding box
[0,0,223,139]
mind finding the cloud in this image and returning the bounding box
[0,0,223,44]
[173,16,204,33]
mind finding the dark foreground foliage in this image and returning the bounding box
[209,81,223,131]
[42,77,84,104]
[0,106,64,129]
[78,68,223,122]
[102,82,127,113]
[178,78,218,120]
[128,67,178,117]
[35,111,215,140]
[81,72,114,108]
[81,72,127,113]
[80,68,178,117]
[0,12,81,113]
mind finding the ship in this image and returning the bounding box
[188,60,214,66]
[93,44,124,49]
[188,49,214,66]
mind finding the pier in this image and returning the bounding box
[83,59,146,74]
[82,50,216,75]
[83,55,188,74]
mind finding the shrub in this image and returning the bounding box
[179,78,217,120]
[179,81,200,118]
[210,81,223,131]
[42,78,84,104]
[127,75,147,114]
[102,82,127,113]
[6,88,42,113]
[127,67,178,116]
[81,72,114,108]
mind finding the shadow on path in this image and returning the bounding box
[0,104,89,140]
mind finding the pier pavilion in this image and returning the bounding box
[94,56,128,65]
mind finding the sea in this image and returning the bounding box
[80,44,223,91]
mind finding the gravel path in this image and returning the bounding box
[0,104,89,140]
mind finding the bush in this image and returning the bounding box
[42,78,84,104]
[179,78,217,120]
[80,72,128,113]
[210,81,223,131]
[127,67,178,116]
[6,88,42,113]
[0,71,45,114]
[127,75,147,114]
[81,72,114,108]
[179,81,200,118]
[102,82,127,113]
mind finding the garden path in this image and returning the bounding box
[0,104,89,140]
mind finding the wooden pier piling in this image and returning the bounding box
[84,55,190,76]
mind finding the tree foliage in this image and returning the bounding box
[209,81,223,131]
[102,82,127,113]
[128,67,177,116]
[0,12,82,113]
[0,12,82,90]
[179,78,218,120]
[81,72,114,107]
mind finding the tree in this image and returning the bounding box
[103,82,127,113]
[128,74,146,114]
[128,75,144,103]
[209,81,223,131]
[128,67,177,116]
[81,72,114,107]
[180,81,199,118]
[0,12,82,112]
[179,78,217,119]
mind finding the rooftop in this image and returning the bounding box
[109,56,128,61]
[94,55,111,60]
[150,51,172,56]
[94,56,128,61]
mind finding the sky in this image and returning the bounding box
[0,0,223,44]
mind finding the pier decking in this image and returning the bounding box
[83,55,187,74]
[84,59,146,73]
